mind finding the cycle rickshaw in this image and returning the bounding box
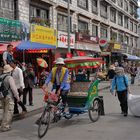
[38,56,104,138]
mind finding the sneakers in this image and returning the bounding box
[124,113,128,117]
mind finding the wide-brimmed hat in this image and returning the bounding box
[3,65,13,73]
[115,67,124,74]
[55,58,65,65]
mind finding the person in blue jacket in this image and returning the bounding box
[110,67,131,117]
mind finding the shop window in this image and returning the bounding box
[57,14,72,32]
[110,8,116,23]
[92,24,98,37]
[78,20,89,34]
[118,12,123,26]
[92,0,98,14]
[100,27,107,38]
[100,3,107,19]
[77,0,88,10]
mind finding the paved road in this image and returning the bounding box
[0,84,140,140]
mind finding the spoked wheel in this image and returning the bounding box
[38,106,51,138]
[64,113,73,120]
[88,99,100,122]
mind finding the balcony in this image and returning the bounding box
[30,17,51,27]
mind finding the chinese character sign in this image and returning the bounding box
[0,18,22,42]
[30,24,57,46]
[58,31,75,48]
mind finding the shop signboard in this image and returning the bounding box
[0,18,22,42]
[114,43,121,50]
[99,38,109,52]
[76,32,98,43]
[58,31,75,48]
[30,24,57,46]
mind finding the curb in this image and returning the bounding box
[0,86,110,122]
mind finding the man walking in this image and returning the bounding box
[10,61,27,115]
[0,65,20,132]
[110,67,131,117]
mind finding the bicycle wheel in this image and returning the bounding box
[88,99,100,122]
[38,106,51,138]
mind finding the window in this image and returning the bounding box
[92,24,98,37]
[2,0,14,10]
[124,0,128,11]
[124,16,128,29]
[30,6,49,20]
[118,12,123,26]
[77,0,88,10]
[78,20,88,34]
[134,38,137,48]
[129,3,133,15]
[92,0,98,14]
[100,26,107,38]
[133,23,137,33]
[111,0,116,3]
[110,31,117,42]
[100,3,107,18]
[58,14,71,32]
[130,37,133,46]
[118,33,123,43]
[118,0,123,8]
[63,0,72,3]
[130,21,133,31]
[110,8,116,23]
[124,36,129,44]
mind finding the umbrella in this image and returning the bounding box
[37,58,48,68]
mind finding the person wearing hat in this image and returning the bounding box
[0,65,20,132]
[23,64,35,106]
[43,57,70,106]
[110,67,131,117]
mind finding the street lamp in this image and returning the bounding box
[67,0,71,53]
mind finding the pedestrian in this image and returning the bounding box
[23,64,35,106]
[129,63,137,84]
[0,65,20,132]
[43,57,70,108]
[106,65,116,84]
[3,44,14,65]
[10,61,27,115]
[110,67,131,117]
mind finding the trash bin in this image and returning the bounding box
[98,96,105,115]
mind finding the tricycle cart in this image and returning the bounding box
[37,56,103,138]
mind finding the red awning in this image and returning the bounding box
[76,51,86,56]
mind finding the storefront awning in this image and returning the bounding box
[16,41,56,50]
[122,53,140,60]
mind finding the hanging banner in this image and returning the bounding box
[58,31,75,48]
[30,24,57,46]
[0,18,22,42]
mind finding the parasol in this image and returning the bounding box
[64,56,103,70]
[37,58,48,68]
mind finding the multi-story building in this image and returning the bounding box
[0,0,139,55]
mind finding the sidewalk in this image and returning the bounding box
[0,81,110,121]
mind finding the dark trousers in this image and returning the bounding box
[131,76,135,84]
[117,90,128,114]
[14,89,27,114]
[23,86,33,105]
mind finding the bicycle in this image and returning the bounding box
[38,90,72,138]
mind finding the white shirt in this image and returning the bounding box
[12,66,25,89]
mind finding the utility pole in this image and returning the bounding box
[67,0,71,53]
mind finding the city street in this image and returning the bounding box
[0,83,140,140]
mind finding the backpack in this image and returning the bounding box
[0,75,10,99]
